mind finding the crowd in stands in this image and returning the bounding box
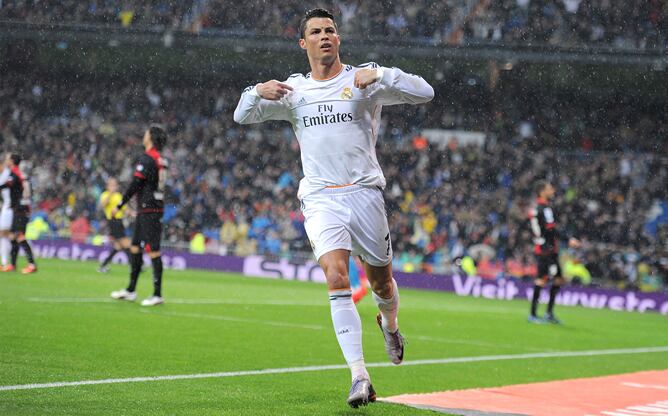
[1,0,667,49]
[0,71,666,291]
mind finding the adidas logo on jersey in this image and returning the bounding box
[296,97,308,106]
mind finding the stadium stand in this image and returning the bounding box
[0,71,665,290]
[1,0,666,49]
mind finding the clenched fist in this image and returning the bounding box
[354,68,381,89]
[257,80,293,100]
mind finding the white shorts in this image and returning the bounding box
[0,207,13,231]
[301,185,393,267]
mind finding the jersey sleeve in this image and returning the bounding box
[369,65,434,106]
[133,155,150,181]
[233,84,291,124]
[529,207,544,241]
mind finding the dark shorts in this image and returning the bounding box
[536,253,562,280]
[11,214,28,234]
[108,219,126,240]
[132,213,162,252]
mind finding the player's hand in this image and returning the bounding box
[354,69,380,89]
[111,207,119,217]
[568,237,581,248]
[256,80,293,100]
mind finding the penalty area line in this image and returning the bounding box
[1,346,667,392]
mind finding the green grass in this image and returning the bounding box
[0,258,667,415]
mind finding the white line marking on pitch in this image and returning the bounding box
[1,346,667,392]
[622,382,668,390]
[139,310,326,331]
[25,297,324,306]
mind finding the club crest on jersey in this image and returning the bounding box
[341,87,353,100]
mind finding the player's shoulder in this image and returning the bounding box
[137,153,152,163]
[284,72,307,85]
[355,62,380,69]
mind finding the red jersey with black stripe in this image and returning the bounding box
[528,197,559,255]
[6,166,31,214]
[130,148,167,214]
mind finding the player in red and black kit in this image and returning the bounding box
[0,154,37,274]
[528,180,580,324]
[110,126,168,306]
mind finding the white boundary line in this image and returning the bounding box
[1,346,667,392]
[25,297,325,306]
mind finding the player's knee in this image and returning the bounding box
[323,264,350,290]
[130,246,141,254]
[534,278,547,287]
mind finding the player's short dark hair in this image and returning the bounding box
[299,8,337,39]
[534,180,550,196]
[10,153,21,166]
[148,125,167,151]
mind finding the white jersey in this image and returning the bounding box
[0,168,10,210]
[234,63,434,199]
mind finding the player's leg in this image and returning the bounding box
[302,191,373,407]
[98,236,118,272]
[365,262,404,364]
[347,187,404,364]
[545,258,564,324]
[111,217,143,301]
[320,249,373,407]
[119,235,132,258]
[0,208,15,271]
[141,214,164,306]
[529,256,549,323]
[15,216,36,274]
[0,231,7,267]
[8,231,19,270]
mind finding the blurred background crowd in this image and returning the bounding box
[1,71,666,291]
[1,0,667,49]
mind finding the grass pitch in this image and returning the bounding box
[0,258,667,415]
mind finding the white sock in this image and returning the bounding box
[0,237,7,266]
[329,289,369,381]
[372,278,400,333]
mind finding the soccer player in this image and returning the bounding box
[528,180,580,324]
[0,154,37,274]
[110,126,168,306]
[234,8,434,407]
[97,177,131,273]
[0,155,13,271]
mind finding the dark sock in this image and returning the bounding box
[127,252,142,292]
[151,256,163,297]
[530,285,542,317]
[20,241,34,264]
[10,240,19,267]
[101,249,119,267]
[547,285,561,314]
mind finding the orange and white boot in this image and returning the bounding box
[21,263,37,274]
